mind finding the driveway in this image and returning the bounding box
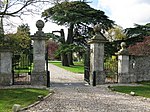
[23,63,150,112]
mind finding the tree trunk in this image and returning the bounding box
[61,53,69,66]
[0,17,4,42]
[67,23,74,65]
[68,51,74,65]
[60,29,69,66]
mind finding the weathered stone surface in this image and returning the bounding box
[118,55,129,74]
[31,72,47,86]
[90,43,104,72]
[89,24,107,85]
[31,20,48,86]
[0,73,12,85]
[90,43,106,85]
[117,47,130,83]
[0,51,12,86]
[12,104,21,112]
[129,56,150,82]
[118,73,130,83]
[0,51,12,74]
[96,71,106,85]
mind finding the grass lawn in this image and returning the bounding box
[50,61,84,74]
[0,88,49,112]
[111,82,150,98]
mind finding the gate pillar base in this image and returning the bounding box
[96,71,106,85]
[90,71,106,85]
[118,73,130,83]
[31,72,47,86]
[0,73,12,86]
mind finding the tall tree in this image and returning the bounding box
[42,1,114,66]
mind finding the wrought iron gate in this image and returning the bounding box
[12,46,33,85]
[104,56,118,83]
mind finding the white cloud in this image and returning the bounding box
[98,0,150,28]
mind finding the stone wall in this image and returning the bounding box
[0,50,12,86]
[129,56,150,82]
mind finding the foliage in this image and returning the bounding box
[123,23,150,46]
[3,24,31,54]
[43,1,113,28]
[47,40,59,60]
[128,36,150,56]
[0,88,49,112]
[0,0,49,45]
[55,44,85,56]
[104,40,122,57]
[125,23,150,38]
[107,25,127,41]
[43,1,114,66]
[105,23,150,56]
[104,56,118,78]
[50,61,84,74]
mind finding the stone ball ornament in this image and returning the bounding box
[36,20,45,31]
[93,24,101,34]
[120,42,127,49]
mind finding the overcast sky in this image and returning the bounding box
[3,0,150,35]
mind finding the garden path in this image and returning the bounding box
[23,63,150,112]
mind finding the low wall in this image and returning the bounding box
[129,56,150,82]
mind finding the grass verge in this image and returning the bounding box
[0,88,49,112]
[50,61,84,74]
[111,82,150,98]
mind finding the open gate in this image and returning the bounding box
[12,46,33,85]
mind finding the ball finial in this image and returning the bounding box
[36,20,45,31]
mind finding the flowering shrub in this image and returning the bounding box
[128,36,150,56]
[47,40,59,60]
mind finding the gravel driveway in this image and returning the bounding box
[23,63,150,112]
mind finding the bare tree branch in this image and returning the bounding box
[0,0,50,17]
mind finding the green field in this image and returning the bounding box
[0,88,49,112]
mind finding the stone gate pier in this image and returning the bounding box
[115,42,130,83]
[31,20,48,86]
[0,48,12,85]
[89,24,107,85]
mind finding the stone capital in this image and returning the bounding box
[88,34,108,44]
